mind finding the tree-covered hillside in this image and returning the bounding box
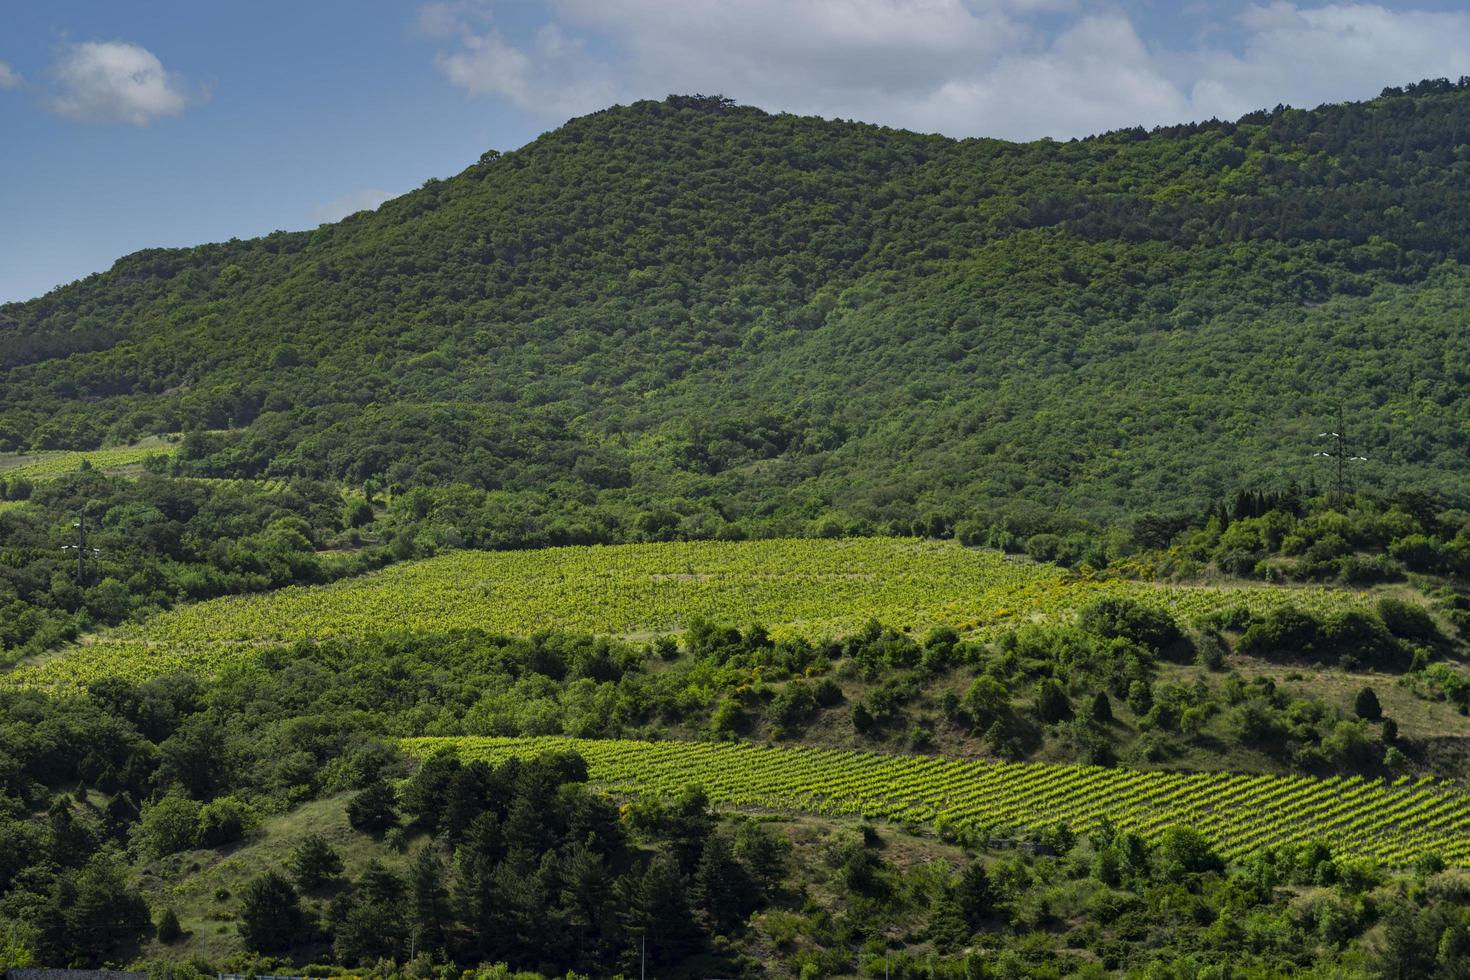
[4,82,1470,538]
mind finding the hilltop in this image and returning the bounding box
[3,83,1470,541]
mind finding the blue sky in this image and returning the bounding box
[4,0,1470,304]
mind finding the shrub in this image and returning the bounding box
[1323,610,1401,669]
[1034,679,1072,724]
[133,793,202,859]
[1079,597,1183,652]
[1238,606,1324,661]
[1377,597,1440,644]
[1158,826,1224,878]
[1354,686,1382,721]
[198,795,257,847]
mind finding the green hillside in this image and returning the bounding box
[8,80,1470,979]
[4,83,1470,539]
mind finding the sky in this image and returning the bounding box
[3,1,1470,304]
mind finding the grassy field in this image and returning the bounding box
[129,792,417,964]
[5,538,1374,687]
[0,437,178,482]
[407,735,1470,866]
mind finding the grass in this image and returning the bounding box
[132,793,419,965]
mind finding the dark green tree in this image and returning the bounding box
[955,861,993,930]
[238,870,307,954]
[347,780,399,834]
[693,834,757,933]
[1354,686,1382,721]
[1035,678,1073,724]
[289,833,344,891]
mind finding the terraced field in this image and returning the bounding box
[6,537,1373,688]
[407,735,1470,866]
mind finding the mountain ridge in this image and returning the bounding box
[3,80,1470,538]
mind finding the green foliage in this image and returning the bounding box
[13,536,1378,688]
[7,89,1470,542]
[155,907,182,943]
[410,735,1470,867]
[134,793,202,859]
[1354,686,1382,721]
[1079,597,1183,652]
[238,870,308,953]
[347,781,399,835]
[289,833,344,891]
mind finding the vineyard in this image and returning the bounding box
[7,537,1373,687]
[405,735,1470,866]
[0,443,177,482]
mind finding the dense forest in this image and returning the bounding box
[3,82,1470,540]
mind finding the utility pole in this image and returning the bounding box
[62,507,101,585]
[1313,404,1367,503]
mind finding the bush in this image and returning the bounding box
[198,795,257,847]
[133,793,202,859]
[1324,610,1401,669]
[1079,597,1183,652]
[1238,606,1324,661]
[1354,686,1382,721]
[1158,826,1224,878]
[1377,597,1440,644]
[343,498,374,528]
[1034,679,1072,724]
[963,676,1010,730]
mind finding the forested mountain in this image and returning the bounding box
[5,82,1470,539]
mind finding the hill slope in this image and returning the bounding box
[4,84,1470,535]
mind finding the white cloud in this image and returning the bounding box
[49,40,189,125]
[416,1,489,38]
[556,0,1027,113]
[890,15,1190,139]
[0,62,21,89]
[419,1,1470,140]
[1189,4,1470,120]
[432,15,617,117]
[311,189,396,225]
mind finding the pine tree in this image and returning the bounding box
[619,855,700,965]
[410,846,451,958]
[955,861,992,930]
[289,833,344,891]
[693,834,757,933]
[238,870,306,954]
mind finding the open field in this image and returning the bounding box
[407,735,1470,866]
[0,438,178,482]
[5,537,1374,687]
